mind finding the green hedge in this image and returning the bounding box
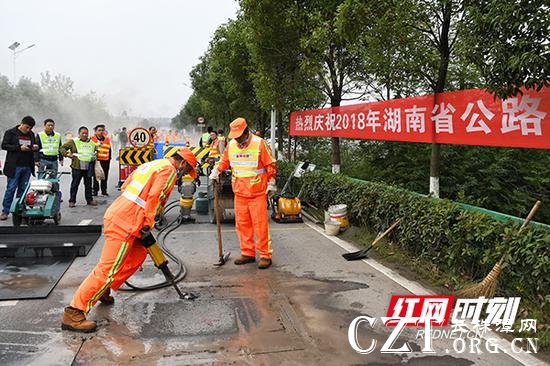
[277,162,549,307]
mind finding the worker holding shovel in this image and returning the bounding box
[209,118,277,269]
[61,148,197,333]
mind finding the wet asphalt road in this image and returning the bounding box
[0,158,540,365]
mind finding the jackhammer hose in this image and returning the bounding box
[121,200,188,291]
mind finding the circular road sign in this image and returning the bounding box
[129,127,151,148]
[197,116,205,124]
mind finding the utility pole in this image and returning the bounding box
[8,42,35,84]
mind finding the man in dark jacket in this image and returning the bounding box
[1,116,39,220]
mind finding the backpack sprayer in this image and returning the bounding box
[271,161,315,223]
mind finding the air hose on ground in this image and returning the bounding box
[120,200,188,291]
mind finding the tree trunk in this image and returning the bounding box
[293,136,297,162]
[277,111,284,159]
[330,97,341,173]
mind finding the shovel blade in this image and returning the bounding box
[342,245,373,261]
[213,251,231,266]
[342,250,369,261]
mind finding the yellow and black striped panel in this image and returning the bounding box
[190,146,210,159]
[119,148,154,166]
[163,145,210,160]
[163,145,180,158]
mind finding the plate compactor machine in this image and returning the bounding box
[10,170,69,226]
[271,161,315,223]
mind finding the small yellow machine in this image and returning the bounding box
[271,161,315,223]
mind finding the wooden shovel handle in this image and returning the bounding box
[213,180,223,257]
[519,200,541,232]
[371,219,401,247]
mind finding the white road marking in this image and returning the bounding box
[169,226,306,234]
[303,219,545,366]
[78,219,92,226]
[0,301,18,307]
[0,329,50,334]
[0,342,38,347]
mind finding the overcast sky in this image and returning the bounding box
[0,0,239,118]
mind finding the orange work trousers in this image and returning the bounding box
[70,217,147,313]
[234,194,272,259]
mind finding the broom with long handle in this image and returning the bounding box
[455,200,541,298]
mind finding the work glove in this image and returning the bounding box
[209,167,220,182]
[266,180,277,199]
[140,226,156,248]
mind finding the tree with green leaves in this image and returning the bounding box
[175,17,265,134]
[461,0,549,99]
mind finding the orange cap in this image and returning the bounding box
[175,147,198,179]
[228,117,248,139]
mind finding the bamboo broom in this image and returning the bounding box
[455,200,541,298]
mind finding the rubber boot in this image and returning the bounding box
[61,306,97,333]
[234,255,255,265]
[99,288,114,305]
[258,258,272,269]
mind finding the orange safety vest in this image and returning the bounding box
[209,139,221,158]
[148,132,157,148]
[91,135,111,160]
[227,134,268,197]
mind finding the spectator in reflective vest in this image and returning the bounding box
[207,130,225,160]
[90,124,111,197]
[35,119,63,178]
[209,118,277,269]
[200,126,213,148]
[148,126,158,148]
[60,126,98,207]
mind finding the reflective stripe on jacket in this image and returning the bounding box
[105,158,177,236]
[201,132,210,147]
[38,131,61,157]
[91,135,111,160]
[218,134,276,198]
[74,139,96,162]
[209,139,221,158]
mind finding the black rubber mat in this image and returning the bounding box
[0,257,74,300]
[0,225,102,257]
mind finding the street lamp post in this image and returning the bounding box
[8,42,35,84]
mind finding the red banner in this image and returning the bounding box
[289,87,550,149]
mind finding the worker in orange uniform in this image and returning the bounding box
[90,124,111,197]
[209,118,277,269]
[206,130,225,163]
[61,148,198,333]
[148,126,158,147]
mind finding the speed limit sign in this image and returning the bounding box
[129,127,151,148]
[197,117,205,124]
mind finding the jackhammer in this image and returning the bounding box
[140,226,197,300]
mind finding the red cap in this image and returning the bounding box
[176,147,198,179]
[228,117,248,139]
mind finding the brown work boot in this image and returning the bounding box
[61,306,97,333]
[99,288,114,305]
[68,202,76,208]
[234,255,255,265]
[0,212,8,220]
[258,258,272,269]
[87,200,98,206]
